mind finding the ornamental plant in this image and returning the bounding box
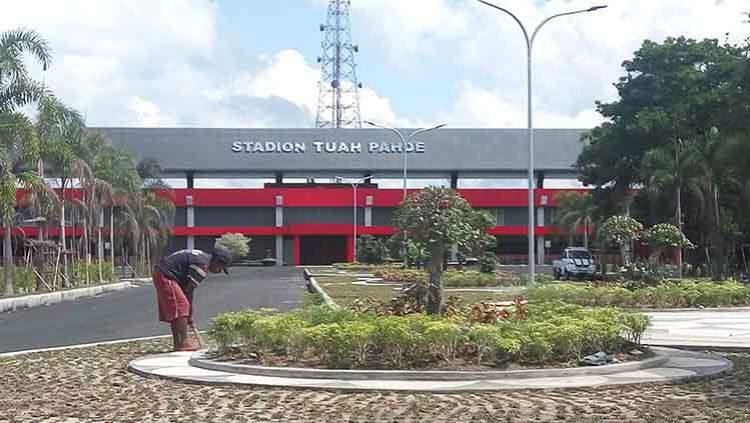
[599,216,643,265]
[215,233,251,260]
[393,187,495,315]
[356,235,389,264]
[643,223,695,264]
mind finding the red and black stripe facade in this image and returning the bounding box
[161,187,582,265]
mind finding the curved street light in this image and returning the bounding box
[476,1,607,285]
[364,121,446,201]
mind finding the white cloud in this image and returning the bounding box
[342,0,749,127]
[2,0,748,130]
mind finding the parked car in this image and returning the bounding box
[553,247,596,280]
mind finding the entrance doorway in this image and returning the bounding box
[300,236,347,265]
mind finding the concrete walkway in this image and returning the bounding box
[128,348,730,392]
[645,310,750,348]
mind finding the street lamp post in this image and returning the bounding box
[363,122,446,266]
[335,176,368,263]
[364,122,447,202]
[476,1,607,285]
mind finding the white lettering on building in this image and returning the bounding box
[232,141,427,154]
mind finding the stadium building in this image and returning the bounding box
[88,127,589,266]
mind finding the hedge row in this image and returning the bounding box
[372,266,522,287]
[527,280,750,308]
[208,302,649,369]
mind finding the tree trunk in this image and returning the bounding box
[60,198,69,287]
[676,183,683,279]
[110,207,115,279]
[620,244,629,266]
[98,213,103,283]
[583,220,589,249]
[3,216,14,296]
[426,246,445,316]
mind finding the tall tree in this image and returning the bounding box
[0,29,51,295]
[577,37,741,203]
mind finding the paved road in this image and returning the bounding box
[0,267,306,353]
[644,310,750,348]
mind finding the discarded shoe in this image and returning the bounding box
[581,351,614,366]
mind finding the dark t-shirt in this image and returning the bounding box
[157,249,211,290]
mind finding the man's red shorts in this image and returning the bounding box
[153,270,190,323]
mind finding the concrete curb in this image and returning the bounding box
[0,281,134,313]
[303,269,338,307]
[128,347,733,392]
[189,348,669,382]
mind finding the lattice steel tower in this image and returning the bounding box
[315,0,363,128]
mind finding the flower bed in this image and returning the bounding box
[527,280,750,308]
[208,302,649,370]
[372,266,522,287]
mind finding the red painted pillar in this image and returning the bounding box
[293,236,301,266]
[346,235,354,263]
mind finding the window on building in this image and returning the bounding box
[457,178,528,188]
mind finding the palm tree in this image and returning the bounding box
[120,190,174,275]
[36,96,85,285]
[0,112,40,295]
[0,29,51,296]
[641,140,705,278]
[555,191,598,248]
[92,142,141,277]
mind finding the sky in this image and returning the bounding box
[1,0,748,130]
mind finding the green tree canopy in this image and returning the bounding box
[394,186,494,315]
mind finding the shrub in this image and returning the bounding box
[619,261,668,288]
[215,233,251,259]
[479,252,498,274]
[208,302,649,370]
[357,235,389,264]
[373,265,521,287]
[424,321,465,362]
[527,281,750,309]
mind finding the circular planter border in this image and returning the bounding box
[189,348,670,382]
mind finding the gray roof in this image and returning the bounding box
[93,128,587,176]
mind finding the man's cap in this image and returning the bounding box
[211,247,232,274]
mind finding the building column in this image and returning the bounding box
[293,236,300,266]
[364,195,373,227]
[537,235,546,266]
[186,171,195,189]
[275,235,283,267]
[186,194,195,250]
[346,235,355,263]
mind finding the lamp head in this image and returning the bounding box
[587,5,607,11]
[364,120,377,127]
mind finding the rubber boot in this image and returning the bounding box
[173,317,198,351]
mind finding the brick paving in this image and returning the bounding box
[1,339,749,423]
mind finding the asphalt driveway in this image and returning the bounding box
[0,266,305,353]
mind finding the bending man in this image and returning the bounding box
[152,247,232,351]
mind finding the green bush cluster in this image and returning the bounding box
[356,235,389,264]
[527,280,750,308]
[1,261,115,295]
[478,252,498,273]
[208,302,648,369]
[373,266,521,287]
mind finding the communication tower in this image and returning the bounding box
[315,0,363,128]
